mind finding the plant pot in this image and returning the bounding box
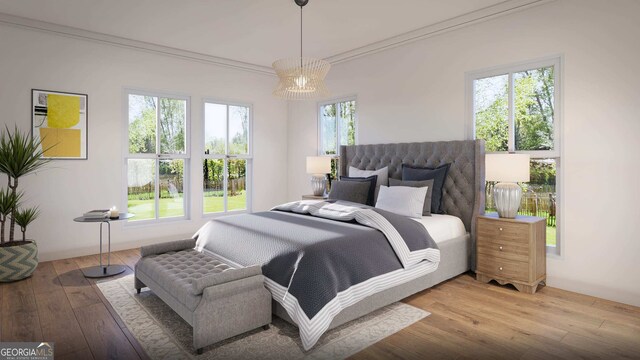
[0,241,38,282]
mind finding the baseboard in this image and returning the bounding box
[546,275,640,307]
[37,234,192,262]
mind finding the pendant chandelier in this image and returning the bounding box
[272,0,330,100]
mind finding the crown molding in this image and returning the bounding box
[324,0,555,65]
[0,0,554,74]
[0,12,276,76]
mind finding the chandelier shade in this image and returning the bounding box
[272,0,330,100]
[272,57,331,100]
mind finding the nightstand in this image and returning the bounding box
[301,194,327,200]
[476,213,546,294]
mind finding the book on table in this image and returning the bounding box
[83,209,110,219]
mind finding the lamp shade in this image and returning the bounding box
[485,154,530,182]
[306,156,331,174]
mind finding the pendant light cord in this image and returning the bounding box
[300,4,303,69]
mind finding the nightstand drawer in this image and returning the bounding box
[477,240,529,262]
[477,256,529,282]
[477,220,529,245]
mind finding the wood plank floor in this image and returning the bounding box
[1,249,639,360]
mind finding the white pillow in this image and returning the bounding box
[375,185,428,219]
[349,166,389,187]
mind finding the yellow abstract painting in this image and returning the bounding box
[39,128,81,158]
[48,94,80,128]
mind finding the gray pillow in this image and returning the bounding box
[389,178,434,216]
[402,164,451,214]
[349,166,389,203]
[328,180,372,205]
[339,175,377,206]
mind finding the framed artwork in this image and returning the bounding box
[32,89,88,160]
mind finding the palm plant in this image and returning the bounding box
[13,207,40,242]
[0,189,21,244]
[0,126,50,242]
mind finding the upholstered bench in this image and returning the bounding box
[134,239,271,354]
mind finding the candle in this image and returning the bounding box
[109,206,119,219]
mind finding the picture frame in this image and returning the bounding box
[31,89,88,160]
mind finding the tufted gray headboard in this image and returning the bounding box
[340,140,486,267]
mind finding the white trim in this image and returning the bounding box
[123,88,192,225]
[317,96,357,156]
[202,99,253,216]
[0,12,274,76]
[264,260,438,350]
[325,0,555,65]
[465,56,563,255]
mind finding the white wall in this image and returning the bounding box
[287,0,640,306]
[0,24,288,261]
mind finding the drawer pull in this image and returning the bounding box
[499,267,503,271]
[499,227,503,231]
[499,246,503,251]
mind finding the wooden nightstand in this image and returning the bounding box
[301,194,327,200]
[476,213,546,294]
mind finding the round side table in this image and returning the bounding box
[74,213,134,278]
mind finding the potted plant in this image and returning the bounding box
[0,126,50,282]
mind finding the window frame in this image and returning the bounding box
[317,96,358,157]
[122,88,191,225]
[202,98,253,217]
[465,56,563,256]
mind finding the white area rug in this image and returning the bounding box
[97,275,429,360]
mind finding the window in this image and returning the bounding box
[467,57,561,254]
[125,91,190,222]
[318,97,357,179]
[203,101,251,215]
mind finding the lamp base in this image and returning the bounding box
[493,182,522,218]
[310,174,326,196]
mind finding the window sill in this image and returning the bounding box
[202,210,250,219]
[123,216,191,228]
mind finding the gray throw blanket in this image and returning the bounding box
[194,200,439,350]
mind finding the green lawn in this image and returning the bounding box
[547,225,557,247]
[128,192,246,220]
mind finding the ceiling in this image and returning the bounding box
[0,0,508,68]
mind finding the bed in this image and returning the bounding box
[195,140,485,350]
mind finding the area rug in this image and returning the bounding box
[97,275,429,360]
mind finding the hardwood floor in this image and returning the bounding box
[1,249,639,360]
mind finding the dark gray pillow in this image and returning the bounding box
[339,175,378,206]
[328,180,371,205]
[402,163,451,214]
[389,178,434,216]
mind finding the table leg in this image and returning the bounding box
[107,221,111,267]
[99,222,104,274]
[81,220,125,278]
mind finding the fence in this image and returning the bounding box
[128,177,184,200]
[203,178,246,197]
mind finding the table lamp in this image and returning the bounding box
[306,156,331,196]
[485,154,530,218]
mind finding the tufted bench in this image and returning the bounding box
[134,239,271,354]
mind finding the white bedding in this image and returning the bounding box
[412,214,467,243]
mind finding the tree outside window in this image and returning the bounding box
[319,98,356,181]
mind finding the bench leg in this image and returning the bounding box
[134,275,146,294]
[262,324,270,331]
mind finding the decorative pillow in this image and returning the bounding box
[401,163,451,214]
[339,175,378,206]
[389,178,434,216]
[349,166,389,203]
[327,180,371,205]
[375,185,429,219]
